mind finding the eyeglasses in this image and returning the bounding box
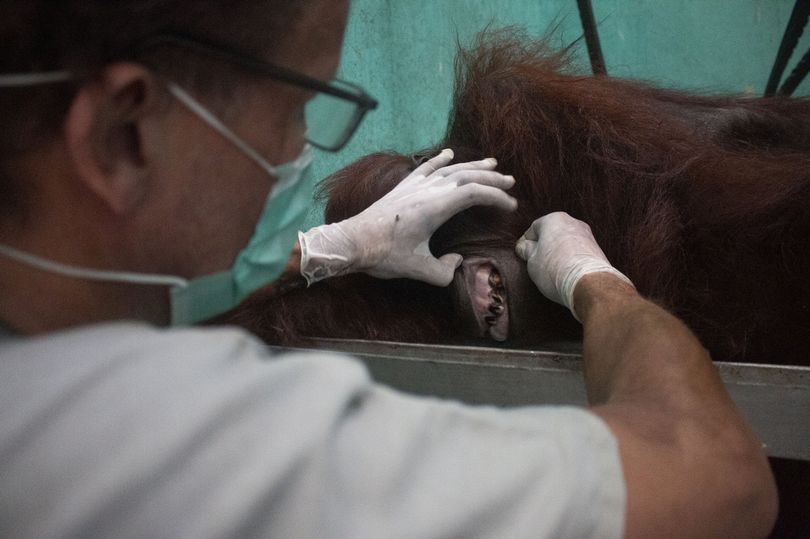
[135,34,378,152]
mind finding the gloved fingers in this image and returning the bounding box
[520,220,541,242]
[521,211,576,243]
[431,156,498,177]
[403,253,462,287]
[437,183,518,222]
[541,211,591,234]
[411,148,455,179]
[439,252,464,273]
[515,237,537,261]
[445,169,516,190]
[539,213,608,261]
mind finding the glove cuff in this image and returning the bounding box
[560,261,634,322]
[298,225,354,286]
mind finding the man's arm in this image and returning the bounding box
[576,273,777,538]
[215,149,517,321]
[516,212,777,538]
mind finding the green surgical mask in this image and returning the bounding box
[0,73,316,325]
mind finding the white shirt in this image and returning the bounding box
[0,323,625,538]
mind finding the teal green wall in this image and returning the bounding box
[305,1,810,228]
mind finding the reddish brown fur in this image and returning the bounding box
[232,31,810,366]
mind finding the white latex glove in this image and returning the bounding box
[514,211,634,321]
[299,148,518,286]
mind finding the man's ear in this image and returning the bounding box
[64,63,163,215]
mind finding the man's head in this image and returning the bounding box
[0,0,350,330]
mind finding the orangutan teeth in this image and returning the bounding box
[489,303,504,315]
[488,271,502,288]
[491,293,503,305]
[484,314,497,326]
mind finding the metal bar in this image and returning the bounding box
[764,0,810,96]
[779,45,810,95]
[291,339,810,461]
[575,0,607,75]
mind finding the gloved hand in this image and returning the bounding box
[299,148,518,286]
[514,211,634,321]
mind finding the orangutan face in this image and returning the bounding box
[447,244,582,345]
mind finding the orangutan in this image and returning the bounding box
[228,30,810,367]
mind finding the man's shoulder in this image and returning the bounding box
[1,321,267,361]
[0,321,370,422]
[0,323,378,538]
[1,321,361,370]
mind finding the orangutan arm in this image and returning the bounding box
[575,273,777,539]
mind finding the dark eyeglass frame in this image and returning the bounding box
[133,33,378,152]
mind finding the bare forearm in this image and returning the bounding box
[574,273,777,538]
[575,273,728,411]
[516,212,775,536]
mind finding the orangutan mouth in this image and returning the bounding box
[462,260,509,342]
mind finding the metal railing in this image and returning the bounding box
[285,339,810,461]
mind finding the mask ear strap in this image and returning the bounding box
[0,71,72,87]
[0,244,188,288]
[166,83,280,178]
